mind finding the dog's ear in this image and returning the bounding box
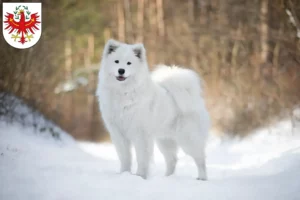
[132,43,146,61]
[104,39,120,56]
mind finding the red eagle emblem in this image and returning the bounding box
[4,8,40,44]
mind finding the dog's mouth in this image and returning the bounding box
[116,76,127,81]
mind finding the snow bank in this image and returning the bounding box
[1,118,300,200]
[0,92,70,141]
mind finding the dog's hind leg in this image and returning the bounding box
[157,138,178,176]
[176,116,208,180]
[179,137,207,180]
[192,148,207,181]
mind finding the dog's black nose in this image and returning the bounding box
[118,68,125,75]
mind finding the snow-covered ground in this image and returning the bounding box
[1,118,300,200]
[0,94,300,200]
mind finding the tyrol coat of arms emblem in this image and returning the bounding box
[2,3,42,49]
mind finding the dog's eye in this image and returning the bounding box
[127,62,131,65]
[115,60,119,64]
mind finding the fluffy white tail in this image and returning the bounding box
[151,65,205,113]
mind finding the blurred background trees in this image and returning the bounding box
[0,0,299,141]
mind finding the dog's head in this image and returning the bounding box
[99,39,149,88]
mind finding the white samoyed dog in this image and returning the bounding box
[96,39,210,180]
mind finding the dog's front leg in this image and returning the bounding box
[133,136,153,179]
[110,132,132,173]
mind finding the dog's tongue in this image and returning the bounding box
[117,76,126,81]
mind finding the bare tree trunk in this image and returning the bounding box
[156,0,165,62]
[231,22,242,70]
[103,28,111,42]
[88,34,94,59]
[117,1,125,42]
[137,0,145,42]
[86,34,95,140]
[156,0,165,37]
[287,0,300,39]
[254,0,270,81]
[273,23,283,70]
[124,0,133,43]
[147,0,157,65]
[260,0,270,64]
[199,0,209,25]
[64,39,73,133]
[188,0,198,70]
[188,0,195,23]
[65,40,72,80]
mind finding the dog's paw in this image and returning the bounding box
[196,177,207,181]
[135,172,148,180]
[119,167,131,174]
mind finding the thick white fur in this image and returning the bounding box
[97,39,210,180]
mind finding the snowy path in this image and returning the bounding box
[1,121,300,200]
